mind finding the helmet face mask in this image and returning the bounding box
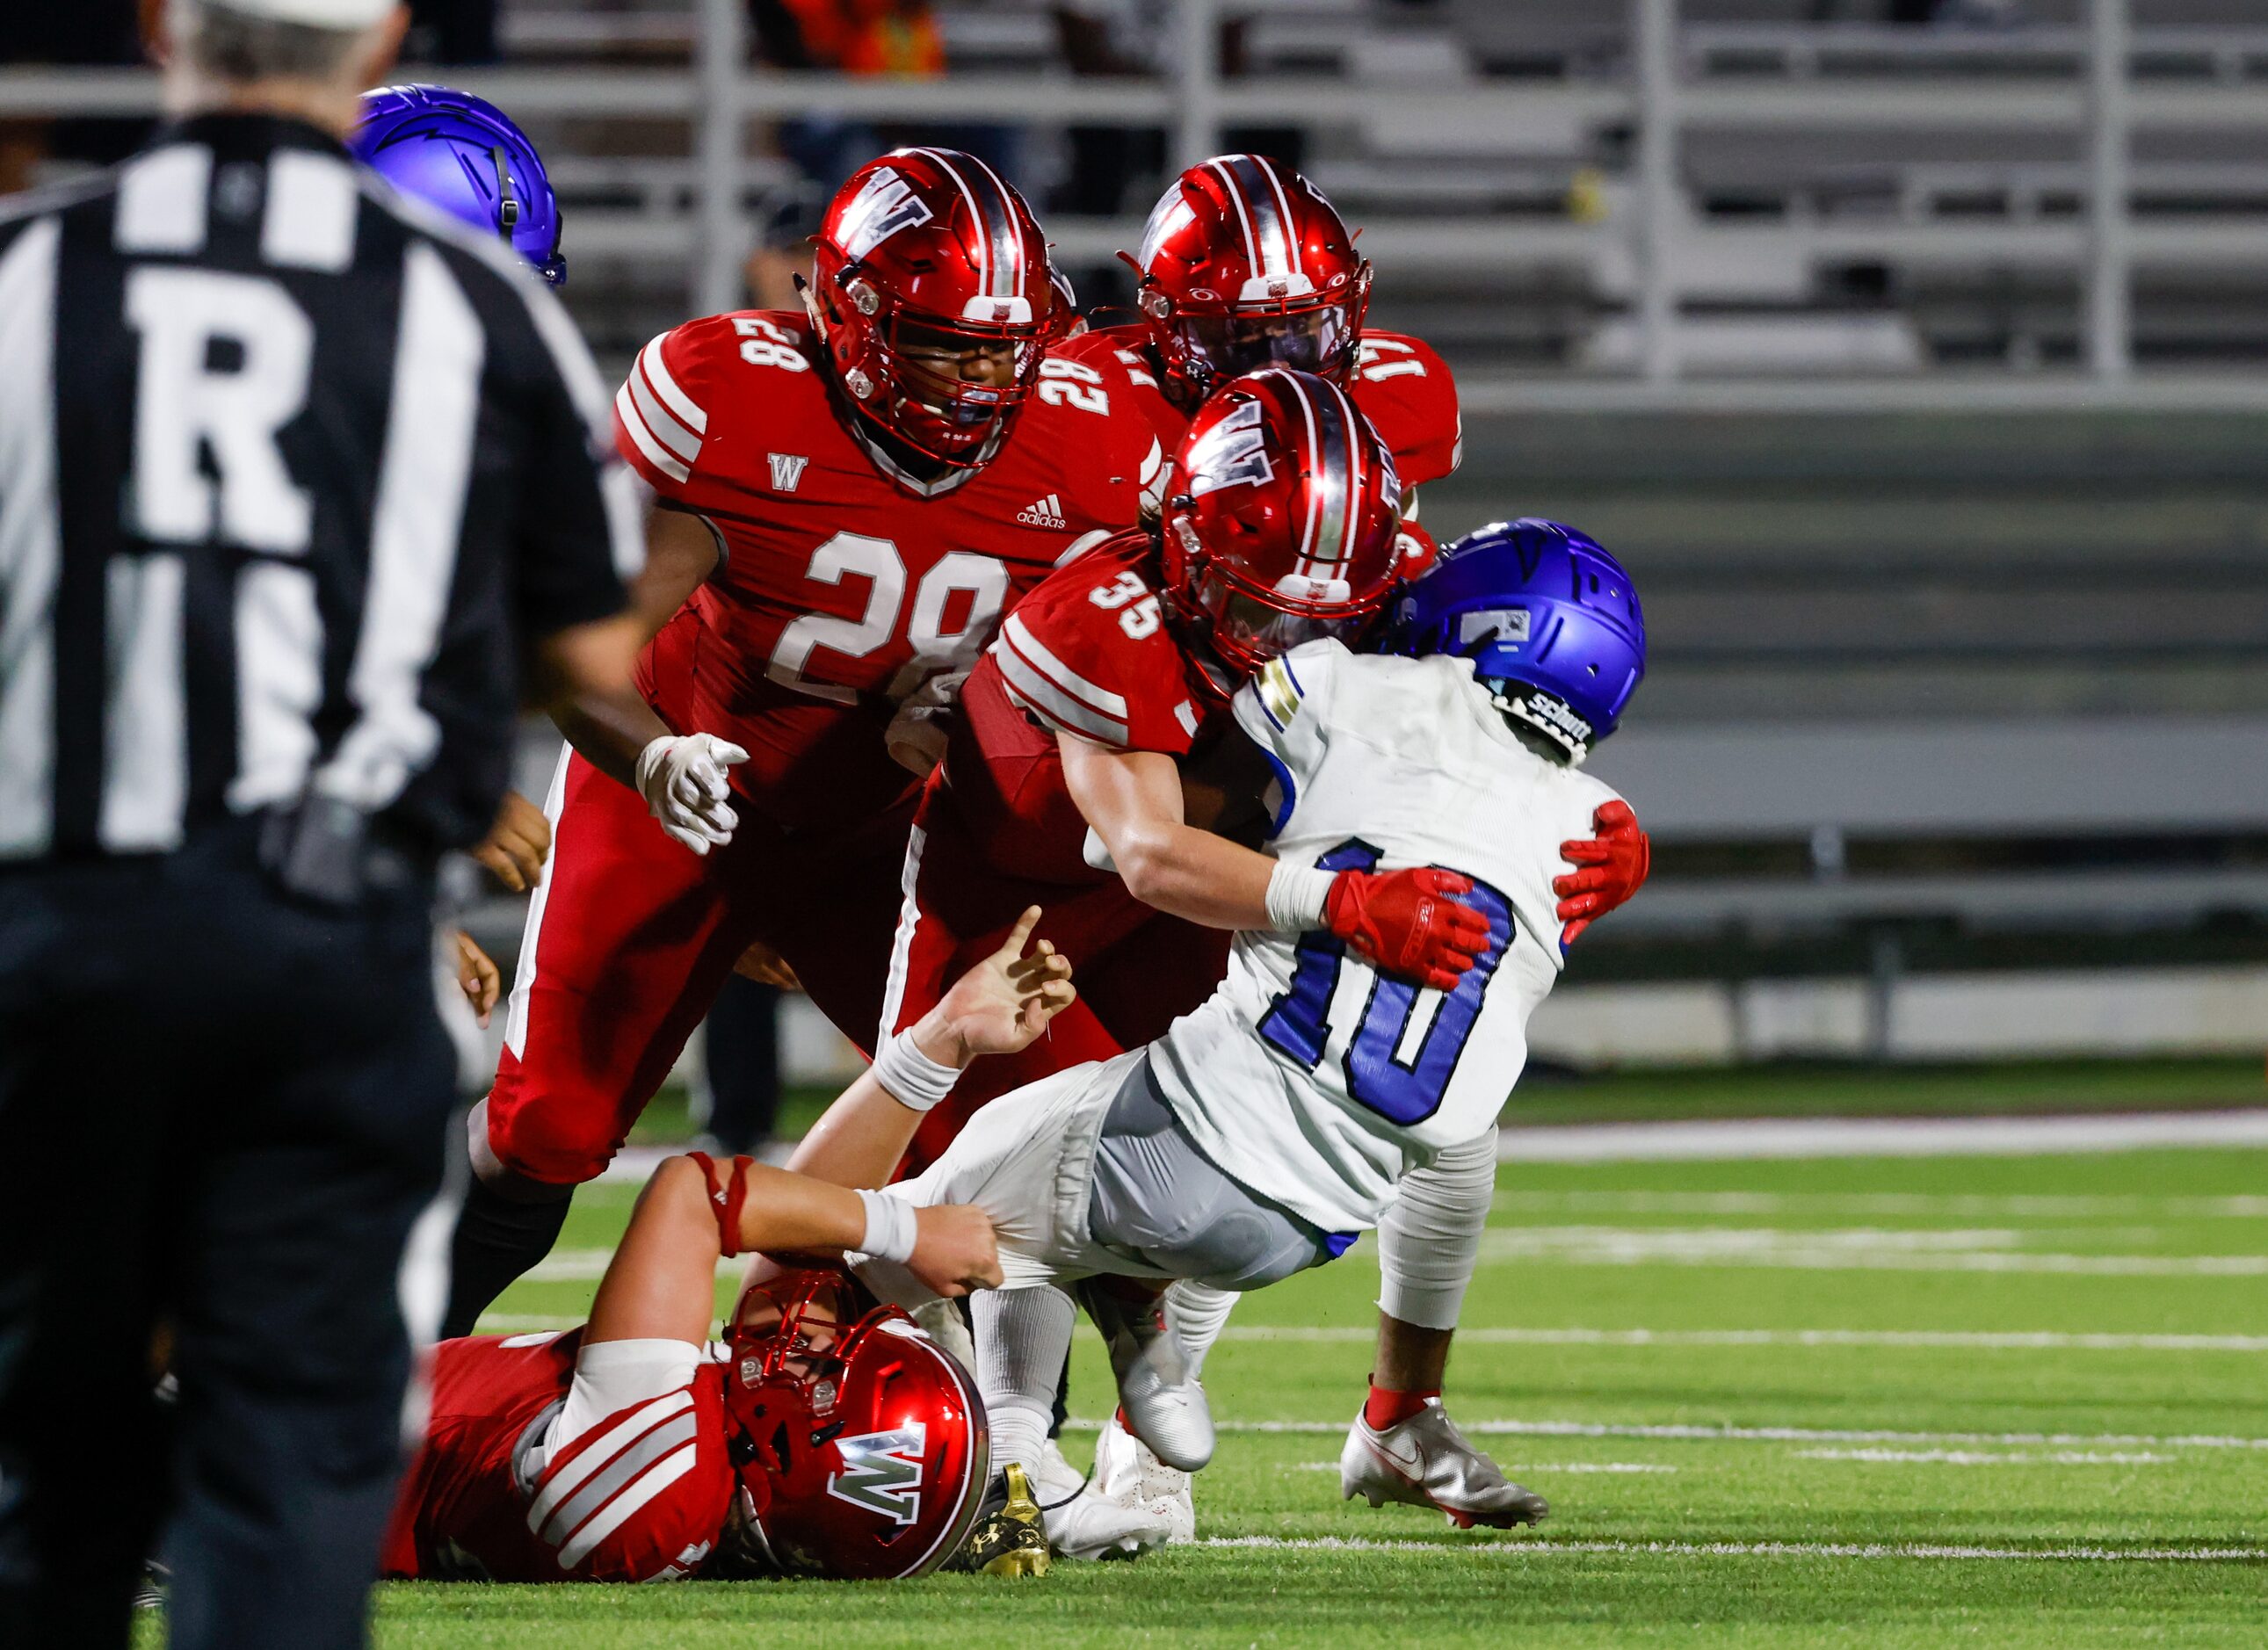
[814,149,1054,470]
[1133,155,1371,402]
[1160,367,1403,682]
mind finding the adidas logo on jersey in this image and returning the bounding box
[768,452,808,493]
[1017,495,1069,530]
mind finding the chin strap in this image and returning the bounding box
[687,1152,756,1258]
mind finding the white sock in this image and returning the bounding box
[1163,1281,1239,1383]
[973,1285,1076,1483]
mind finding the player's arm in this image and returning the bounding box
[549,503,718,786]
[589,911,1073,1346]
[786,907,1074,1190]
[1060,735,1280,930]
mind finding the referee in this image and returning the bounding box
[0,2,643,1646]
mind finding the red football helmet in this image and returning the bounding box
[719,1268,988,1580]
[1128,154,1372,403]
[810,147,1055,468]
[1160,367,1403,677]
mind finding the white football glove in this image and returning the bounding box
[634,733,749,856]
[884,669,967,779]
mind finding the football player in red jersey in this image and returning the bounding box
[438,147,1161,1339]
[1053,152,1461,568]
[385,911,1073,1583]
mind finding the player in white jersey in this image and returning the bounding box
[779,519,1648,1551]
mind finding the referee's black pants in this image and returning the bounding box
[0,821,457,1650]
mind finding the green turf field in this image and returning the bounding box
[329,1136,2268,1648]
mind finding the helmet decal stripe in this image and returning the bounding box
[1304,376,1359,575]
[957,149,1029,300]
[915,148,1021,302]
[1325,376,1366,568]
[1214,155,1292,280]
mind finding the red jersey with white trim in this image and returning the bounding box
[381,1330,733,1584]
[1055,322,1463,489]
[946,531,1231,883]
[611,310,1160,831]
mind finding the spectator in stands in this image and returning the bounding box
[744,0,1017,308]
[1049,2,1301,305]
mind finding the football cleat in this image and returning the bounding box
[1032,1436,1173,1560]
[1076,1279,1215,1473]
[958,1463,1053,1577]
[1091,1412,1196,1545]
[1340,1399,1549,1530]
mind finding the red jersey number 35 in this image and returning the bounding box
[767,533,1011,704]
[1089,568,1162,640]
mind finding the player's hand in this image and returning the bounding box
[732,937,803,991]
[1324,866,1492,991]
[472,789,550,893]
[885,669,967,778]
[1554,800,1651,947]
[906,1204,1003,1298]
[922,906,1076,1066]
[454,930,502,1026]
[634,733,749,856]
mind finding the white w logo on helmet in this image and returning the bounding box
[825,1425,927,1525]
[835,168,934,261]
[1183,397,1272,497]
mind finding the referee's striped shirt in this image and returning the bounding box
[0,112,641,865]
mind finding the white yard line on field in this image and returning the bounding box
[1794,1448,2176,1465]
[1496,1109,2268,1162]
[1289,1460,1676,1474]
[1492,1190,2268,1219]
[1066,1417,2268,1452]
[1195,1536,2268,1562]
[1472,1226,2268,1274]
[474,1316,2268,1354]
[1223,1325,2268,1353]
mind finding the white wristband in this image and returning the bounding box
[1265,862,1337,933]
[856,1189,918,1265]
[870,1029,961,1113]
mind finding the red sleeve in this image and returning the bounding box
[989,552,1202,756]
[612,315,738,497]
[520,1366,734,1582]
[1354,333,1462,488]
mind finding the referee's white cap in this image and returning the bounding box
[198,0,402,28]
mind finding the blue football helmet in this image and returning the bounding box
[1386,518,1645,764]
[351,84,566,285]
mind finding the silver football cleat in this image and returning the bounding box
[1031,1436,1173,1560]
[1076,1280,1215,1473]
[1340,1399,1549,1529]
[1091,1412,1196,1544]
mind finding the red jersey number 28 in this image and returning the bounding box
[766,532,1010,704]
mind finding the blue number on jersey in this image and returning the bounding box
[1257,839,1517,1125]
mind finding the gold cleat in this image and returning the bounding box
[964,1463,1053,1577]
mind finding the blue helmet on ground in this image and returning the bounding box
[1386,517,1645,764]
[351,84,566,285]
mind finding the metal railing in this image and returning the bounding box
[5,0,2265,410]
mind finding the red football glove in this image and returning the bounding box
[1323,866,1492,991]
[1554,799,1652,947]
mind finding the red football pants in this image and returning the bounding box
[486,749,912,1185]
[880,776,1231,1175]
